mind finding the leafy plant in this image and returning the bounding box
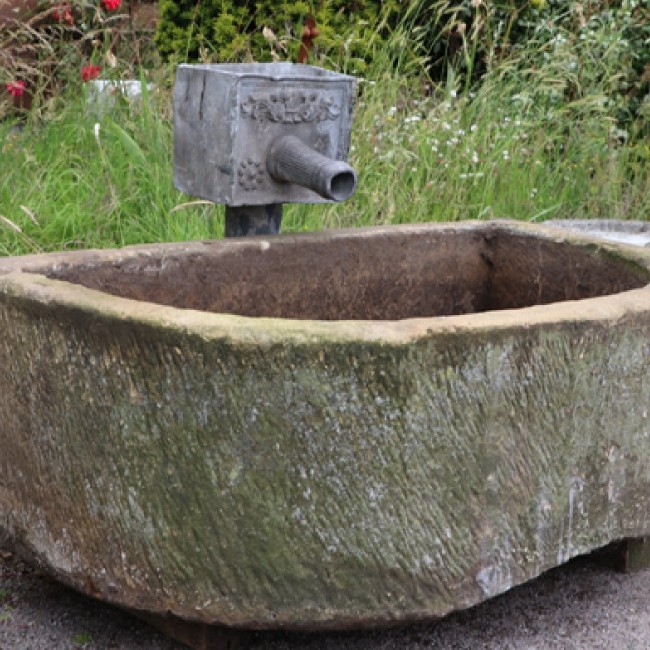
[155,0,405,73]
[1,0,153,119]
[72,632,93,646]
[410,0,650,128]
[1,0,648,260]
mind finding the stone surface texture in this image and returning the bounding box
[546,219,650,248]
[173,63,356,206]
[0,221,649,630]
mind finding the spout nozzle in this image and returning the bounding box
[326,165,358,203]
[267,135,357,202]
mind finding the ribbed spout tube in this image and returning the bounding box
[266,135,357,202]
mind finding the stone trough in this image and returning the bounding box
[0,220,649,639]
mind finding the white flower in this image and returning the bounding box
[262,26,277,45]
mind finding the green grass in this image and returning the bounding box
[72,632,93,646]
[1,47,648,256]
[0,81,219,256]
[280,66,650,232]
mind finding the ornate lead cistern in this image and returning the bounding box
[173,62,358,237]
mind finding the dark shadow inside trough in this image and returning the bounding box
[41,227,649,320]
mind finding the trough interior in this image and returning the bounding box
[38,228,650,320]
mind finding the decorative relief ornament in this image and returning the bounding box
[241,89,341,123]
[237,158,265,191]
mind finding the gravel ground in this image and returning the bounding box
[2,545,650,649]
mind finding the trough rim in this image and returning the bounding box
[0,219,649,346]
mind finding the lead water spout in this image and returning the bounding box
[172,63,357,237]
[266,135,357,202]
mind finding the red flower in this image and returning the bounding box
[52,3,74,25]
[81,65,101,82]
[101,0,121,10]
[6,81,26,98]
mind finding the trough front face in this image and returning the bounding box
[0,221,649,629]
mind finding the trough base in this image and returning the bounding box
[134,611,253,650]
[622,537,650,572]
[132,537,650,650]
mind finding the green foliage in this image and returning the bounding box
[0,82,217,256]
[286,58,650,233]
[494,0,650,132]
[155,0,649,130]
[410,0,650,128]
[1,0,152,119]
[2,51,648,259]
[155,0,404,73]
[72,633,93,646]
[1,1,648,259]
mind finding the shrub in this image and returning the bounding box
[510,0,650,132]
[155,0,406,73]
[1,0,155,118]
[410,0,650,129]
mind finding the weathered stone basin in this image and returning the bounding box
[0,220,649,631]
